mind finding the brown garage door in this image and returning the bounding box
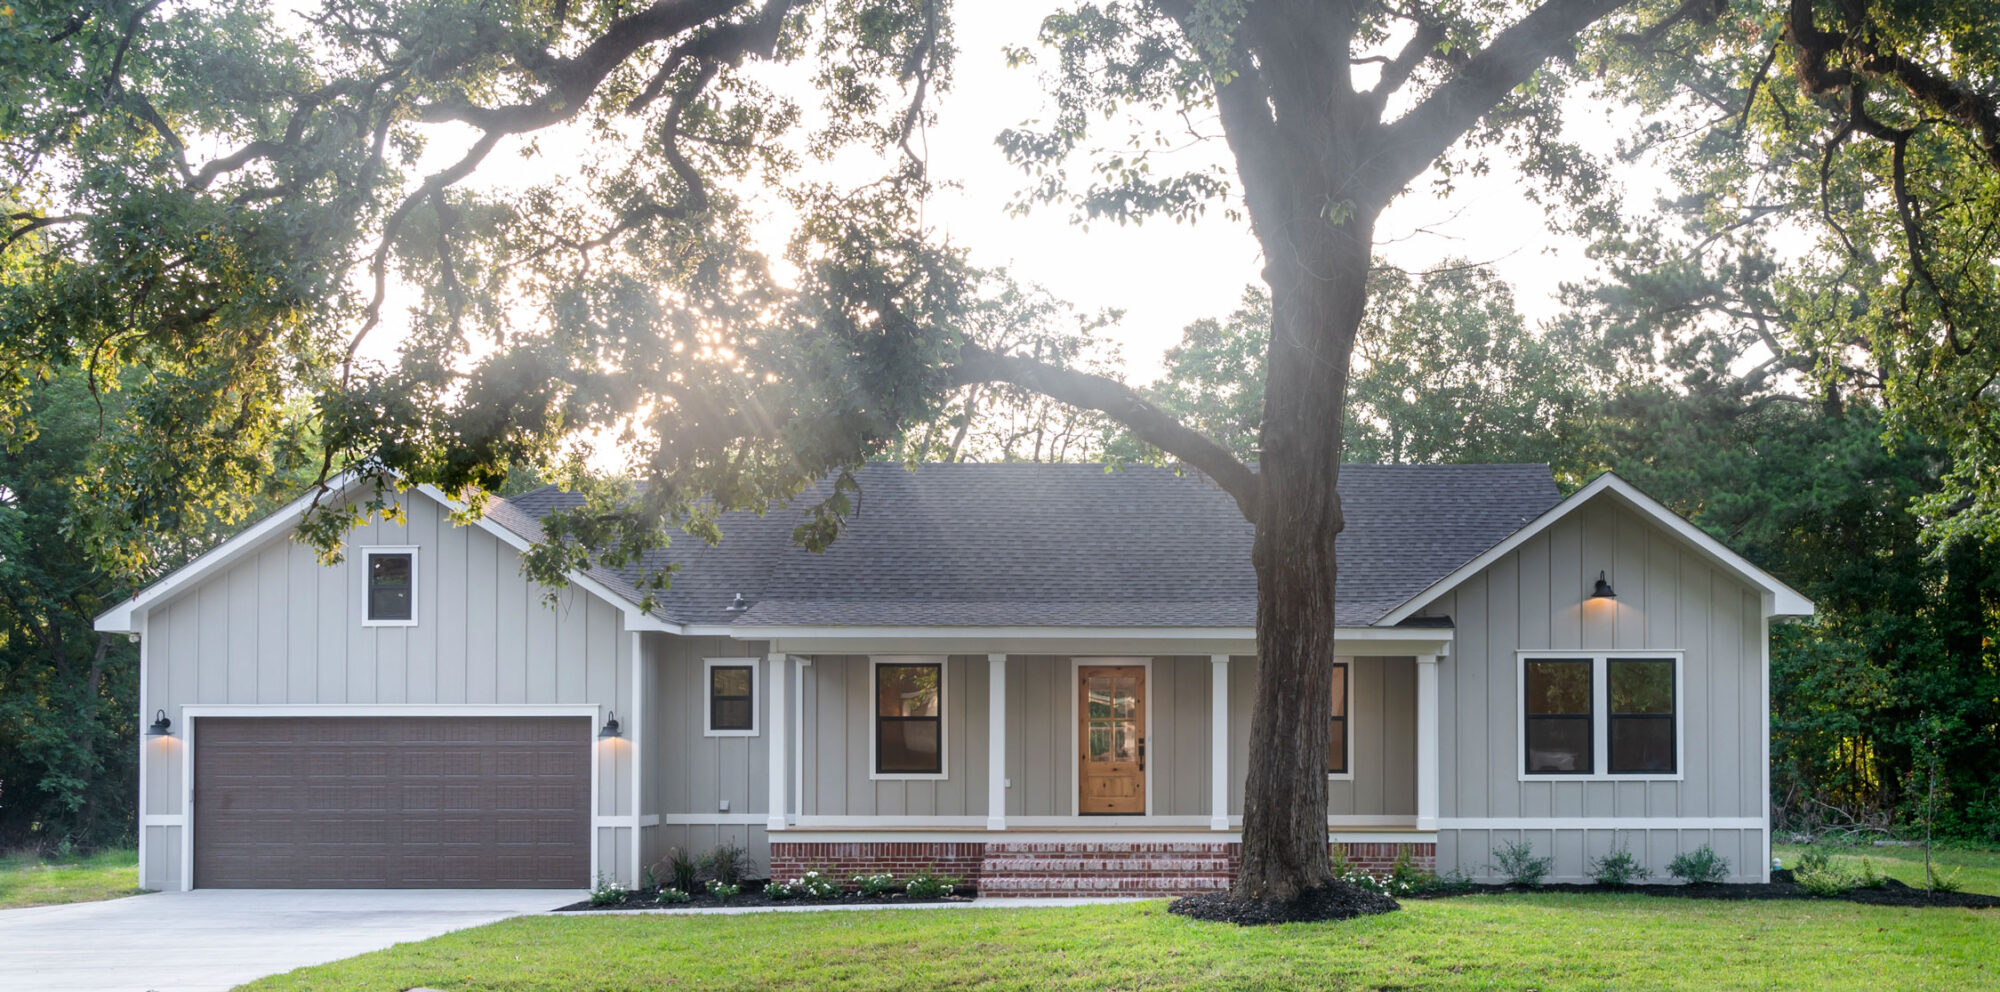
[193,716,590,888]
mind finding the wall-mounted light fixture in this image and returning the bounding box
[147,709,174,737]
[598,712,623,739]
[1591,570,1617,599]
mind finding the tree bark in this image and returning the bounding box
[1232,180,1377,902]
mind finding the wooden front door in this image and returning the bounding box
[1078,665,1146,814]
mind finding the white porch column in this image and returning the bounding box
[1416,653,1440,832]
[629,631,646,887]
[987,654,1007,830]
[766,652,789,832]
[1210,654,1231,831]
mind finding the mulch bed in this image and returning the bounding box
[1411,871,2000,909]
[556,884,974,912]
[1168,881,1402,925]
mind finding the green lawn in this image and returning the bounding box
[0,848,147,910]
[1775,841,2000,895]
[243,894,1997,992]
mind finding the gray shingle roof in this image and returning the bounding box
[498,462,1560,629]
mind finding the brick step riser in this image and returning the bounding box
[982,859,1233,872]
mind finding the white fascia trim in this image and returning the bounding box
[1377,472,1815,627]
[177,703,604,718]
[95,471,372,632]
[1439,817,1764,830]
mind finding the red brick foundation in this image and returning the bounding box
[769,840,1436,895]
[770,842,987,884]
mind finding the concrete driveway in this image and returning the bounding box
[0,888,578,992]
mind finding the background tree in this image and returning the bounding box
[8,0,1998,907]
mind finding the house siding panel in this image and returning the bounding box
[1427,499,1769,883]
[138,491,635,891]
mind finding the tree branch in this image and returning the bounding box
[1369,0,1635,208]
[950,346,1262,519]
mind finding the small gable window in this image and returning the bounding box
[361,548,417,626]
[704,659,759,736]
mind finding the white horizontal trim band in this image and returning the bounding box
[140,815,185,827]
[659,814,767,826]
[178,704,602,718]
[770,830,1443,845]
[1438,817,1764,830]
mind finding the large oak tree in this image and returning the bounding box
[7,0,1995,906]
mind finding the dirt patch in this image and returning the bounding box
[1167,881,1401,925]
[1416,873,1999,909]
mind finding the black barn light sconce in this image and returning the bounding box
[1591,571,1617,599]
[147,709,174,737]
[598,712,623,739]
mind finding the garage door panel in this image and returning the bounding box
[194,717,588,888]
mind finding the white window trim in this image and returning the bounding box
[1068,657,1155,818]
[702,657,760,737]
[1516,651,1685,783]
[868,656,949,781]
[1327,657,1355,782]
[358,545,420,627]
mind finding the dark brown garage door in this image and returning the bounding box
[193,716,590,888]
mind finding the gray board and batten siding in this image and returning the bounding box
[1420,495,1771,882]
[137,491,640,891]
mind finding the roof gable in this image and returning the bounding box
[1375,471,1815,624]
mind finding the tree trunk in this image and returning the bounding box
[1232,201,1376,902]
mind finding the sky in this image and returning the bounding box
[361,5,1619,385]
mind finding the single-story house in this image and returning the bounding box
[96,462,1812,894]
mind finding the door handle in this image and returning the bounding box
[1138,736,1146,771]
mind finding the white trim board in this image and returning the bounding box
[1377,472,1815,626]
[1438,817,1764,830]
[773,830,1443,845]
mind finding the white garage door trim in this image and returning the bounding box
[179,703,604,891]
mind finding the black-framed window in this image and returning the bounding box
[1328,662,1349,775]
[1608,659,1676,774]
[365,551,413,622]
[1524,659,1592,774]
[876,663,942,774]
[709,665,754,732]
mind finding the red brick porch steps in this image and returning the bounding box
[977,842,1234,898]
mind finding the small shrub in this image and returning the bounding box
[793,870,841,900]
[702,843,750,886]
[1795,866,1853,897]
[589,874,629,907]
[1794,848,1832,876]
[1666,844,1730,885]
[1383,846,1434,896]
[1589,849,1651,888]
[1928,867,1964,894]
[1489,840,1553,887]
[657,886,691,904]
[1856,857,1887,889]
[904,869,960,900]
[1334,865,1388,894]
[659,848,699,893]
[765,880,797,900]
[853,872,897,897]
[707,879,741,902]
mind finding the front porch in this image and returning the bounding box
[743,627,1452,895]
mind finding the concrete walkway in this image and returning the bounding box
[0,888,576,992]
